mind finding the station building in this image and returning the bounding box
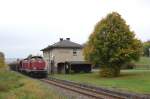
[41,38,91,74]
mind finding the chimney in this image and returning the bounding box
[66,38,70,41]
[60,38,63,41]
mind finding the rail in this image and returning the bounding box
[40,77,150,99]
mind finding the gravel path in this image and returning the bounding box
[40,81,95,99]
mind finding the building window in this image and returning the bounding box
[73,49,77,56]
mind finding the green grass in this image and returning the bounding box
[50,70,150,94]
[0,68,67,99]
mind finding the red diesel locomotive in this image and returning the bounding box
[19,56,47,77]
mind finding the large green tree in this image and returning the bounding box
[84,12,142,77]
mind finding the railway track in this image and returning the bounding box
[40,77,150,99]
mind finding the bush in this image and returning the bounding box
[100,66,120,77]
[143,41,150,57]
[0,52,5,68]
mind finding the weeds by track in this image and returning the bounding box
[40,77,150,99]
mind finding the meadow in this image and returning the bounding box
[0,68,67,99]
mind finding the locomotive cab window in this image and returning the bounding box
[73,49,77,56]
[31,58,36,61]
[31,56,42,60]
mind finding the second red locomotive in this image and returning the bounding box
[18,56,47,77]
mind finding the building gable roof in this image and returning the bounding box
[41,39,83,51]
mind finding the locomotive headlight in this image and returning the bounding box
[33,67,37,70]
[44,66,47,70]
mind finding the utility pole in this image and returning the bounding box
[48,51,51,74]
[51,55,55,74]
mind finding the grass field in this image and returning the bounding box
[0,68,67,99]
[50,70,150,94]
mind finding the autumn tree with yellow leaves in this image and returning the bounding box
[84,12,142,77]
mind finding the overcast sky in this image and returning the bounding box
[0,0,150,58]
